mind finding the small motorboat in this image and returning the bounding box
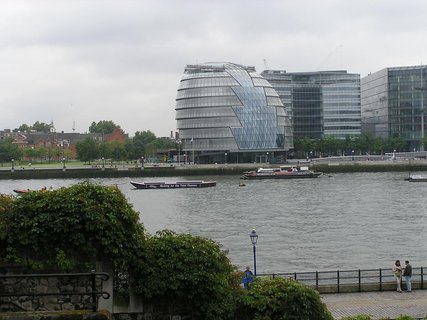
[13,189,31,194]
[405,174,427,182]
[130,180,216,189]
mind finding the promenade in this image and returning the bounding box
[322,290,427,319]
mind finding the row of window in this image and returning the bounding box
[178,77,240,90]
[176,96,242,108]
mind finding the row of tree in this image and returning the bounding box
[293,133,427,158]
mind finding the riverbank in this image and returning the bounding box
[0,159,427,179]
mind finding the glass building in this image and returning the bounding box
[261,70,361,139]
[175,63,293,163]
[361,65,427,151]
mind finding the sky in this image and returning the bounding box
[1,0,427,137]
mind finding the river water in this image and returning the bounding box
[1,172,426,273]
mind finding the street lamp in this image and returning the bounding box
[393,149,396,160]
[102,157,105,170]
[249,229,258,276]
[62,157,66,171]
[11,159,14,172]
[225,152,227,164]
[351,150,355,161]
[177,140,181,165]
[266,152,269,163]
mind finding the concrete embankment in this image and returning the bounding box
[0,160,427,179]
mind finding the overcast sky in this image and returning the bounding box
[1,0,426,137]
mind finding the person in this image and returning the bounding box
[393,260,402,292]
[403,260,412,292]
[242,266,254,289]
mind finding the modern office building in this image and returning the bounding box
[261,70,361,139]
[175,62,293,163]
[361,65,427,151]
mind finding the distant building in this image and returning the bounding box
[175,62,293,163]
[261,70,361,139]
[361,65,427,151]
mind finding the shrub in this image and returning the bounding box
[238,277,333,320]
[0,182,145,294]
[135,230,240,320]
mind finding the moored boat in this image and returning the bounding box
[405,174,427,182]
[241,166,322,180]
[130,180,217,189]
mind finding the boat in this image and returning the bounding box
[13,189,31,194]
[130,180,217,189]
[241,166,322,180]
[405,174,427,182]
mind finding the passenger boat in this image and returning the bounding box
[130,180,217,189]
[241,166,322,180]
[405,174,427,182]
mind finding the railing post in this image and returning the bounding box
[337,270,340,293]
[379,268,382,291]
[316,271,319,290]
[421,267,424,290]
[358,269,361,292]
[294,272,297,280]
[91,270,97,312]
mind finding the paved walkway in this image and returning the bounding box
[321,290,427,319]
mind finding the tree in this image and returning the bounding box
[239,277,333,320]
[0,138,23,164]
[76,137,99,163]
[109,141,127,161]
[32,121,51,133]
[89,120,119,134]
[135,230,239,320]
[128,130,157,158]
[16,124,30,132]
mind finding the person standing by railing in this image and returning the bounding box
[403,260,412,292]
[393,260,402,292]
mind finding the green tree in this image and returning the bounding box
[135,230,239,320]
[109,141,127,161]
[76,137,99,163]
[15,123,31,132]
[239,277,333,320]
[89,120,119,134]
[129,130,157,158]
[0,138,23,165]
[32,121,51,133]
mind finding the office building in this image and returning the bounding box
[261,70,361,139]
[361,65,426,151]
[175,62,293,163]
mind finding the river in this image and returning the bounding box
[1,171,426,273]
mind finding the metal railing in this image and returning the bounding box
[259,267,424,293]
[0,271,110,312]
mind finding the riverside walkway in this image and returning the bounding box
[321,290,427,319]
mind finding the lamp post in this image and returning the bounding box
[225,152,227,164]
[249,229,258,276]
[11,159,14,172]
[351,150,355,161]
[177,140,181,165]
[393,149,396,160]
[266,152,269,163]
[62,157,66,171]
[102,157,105,170]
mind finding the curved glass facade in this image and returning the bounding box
[175,62,293,163]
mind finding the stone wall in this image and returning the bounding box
[0,274,101,312]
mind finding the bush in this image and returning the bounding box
[0,182,145,294]
[135,230,240,320]
[238,277,333,320]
